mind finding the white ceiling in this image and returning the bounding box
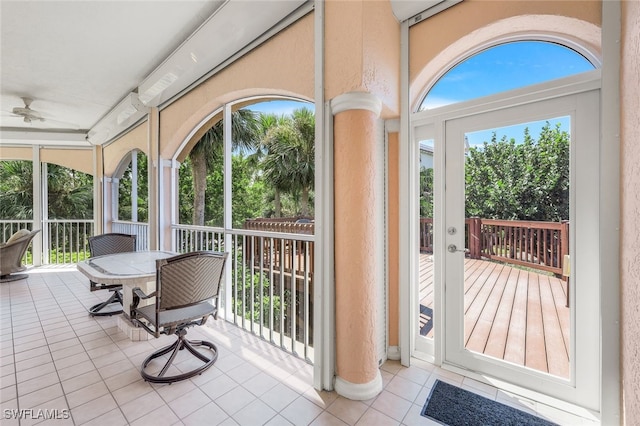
[0,0,308,147]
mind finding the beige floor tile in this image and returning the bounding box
[104,367,142,392]
[1,372,16,388]
[13,345,50,363]
[112,378,154,406]
[14,352,52,372]
[66,381,110,408]
[78,408,128,426]
[309,411,349,426]
[57,359,95,381]
[98,357,136,379]
[199,374,238,401]
[156,378,197,403]
[326,397,368,425]
[168,387,212,419]
[280,396,324,425]
[120,390,166,423]
[242,371,279,397]
[1,385,17,404]
[232,398,277,426]
[395,365,431,386]
[18,382,63,409]
[264,414,294,426]
[182,401,229,426]
[53,351,90,370]
[16,371,59,396]
[129,404,181,426]
[16,361,56,383]
[354,407,399,426]
[370,390,412,422]
[303,387,339,409]
[45,330,78,345]
[260,382,300,413]
[215,385,256,415]
[384,375,422,402]
[401,403,441,426]
[61,370,103,394]
[50,343,85,361]
[71,393,118,425]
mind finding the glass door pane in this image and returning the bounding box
[461,117,571,379]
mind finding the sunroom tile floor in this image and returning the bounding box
[1,266,598,425]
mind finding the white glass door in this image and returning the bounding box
[442,90,600,409]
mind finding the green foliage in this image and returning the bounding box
[48,250,90,264]
[260,108,315,217]
[118,152,149,222]
[420,167,434,218]
[465,123,569,221]
[420,122,570,222]
[0,160,33,219]
[0,161,93,220]
[231,249,286,329]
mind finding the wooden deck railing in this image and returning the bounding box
[420,217,569,276]
[243,219,314,278]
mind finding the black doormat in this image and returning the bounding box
[421,380,558,426]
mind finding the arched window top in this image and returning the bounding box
[420,41,596,111]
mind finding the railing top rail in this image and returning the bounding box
[480,219,567,229]
[112,220,149,226]
[43,219,95,224]
[0,220,35,224]
[173,223,315,242]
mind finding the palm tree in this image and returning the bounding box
[188,109,260,226]
[0,160,33,220]
[261,108,315,217]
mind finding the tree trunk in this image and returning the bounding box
[190,150,207,226]
[274,189,281,217]
[300,187,309,217]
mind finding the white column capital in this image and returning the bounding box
[331,92,382,117]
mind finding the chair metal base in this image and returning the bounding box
[140,330,218,384]
[88,289,123,316]
[0,273,28,283]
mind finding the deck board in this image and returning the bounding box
[419,254,570,378]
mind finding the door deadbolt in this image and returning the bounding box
[447,227,457,235]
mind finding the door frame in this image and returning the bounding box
[404,70,603,410]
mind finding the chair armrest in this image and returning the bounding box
[131,287,156,310]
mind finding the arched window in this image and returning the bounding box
[420,41,596,110]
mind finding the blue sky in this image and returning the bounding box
[422,41,594,146]
[249,99,314,116]
[247,43,593,147]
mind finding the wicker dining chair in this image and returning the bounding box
[131,250,228,384]
[87,233,137,316]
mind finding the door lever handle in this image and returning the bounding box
[447,244,467,253]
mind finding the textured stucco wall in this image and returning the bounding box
[159,14,314,159]
[334,109,380,384]
[620,1,640,422]
[103,122,148,176]
[325,0,400,117]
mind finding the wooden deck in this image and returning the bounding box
[419,254,570,378]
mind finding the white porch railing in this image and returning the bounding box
[44,219,94,264]
[173,224,315,363]
[112,220,149,251]
[1,219,95,265]
[1,220,36,265]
